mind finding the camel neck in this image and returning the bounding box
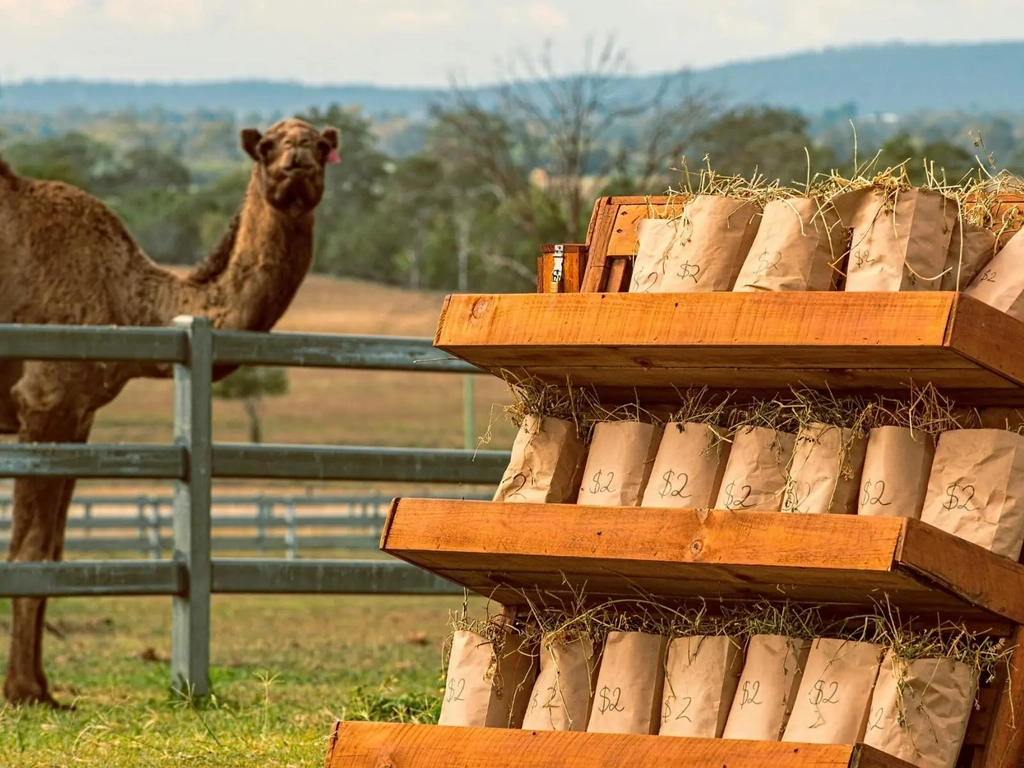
[173,176,316,331]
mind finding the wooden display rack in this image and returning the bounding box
[325,196,1024,768]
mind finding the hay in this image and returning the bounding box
[863,383,974,436]
[485,371,600,446]
[724,600,825,641]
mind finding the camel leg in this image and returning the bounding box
[3,409,89,708]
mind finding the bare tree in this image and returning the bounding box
[430,35,720,245]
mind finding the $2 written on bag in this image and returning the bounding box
[492,415,587,504]
[659,635,744,738]
[715,426,797,511]
[722,634,811,741]
[641,422,729,508]
[782,638,883,745]
[857,427,935,519]
[576,421,663,507]
[586,631,669,735]
[781,423,867,515]
[521,634,601,732]
[919,429,1024,559]
[439,629,537,729]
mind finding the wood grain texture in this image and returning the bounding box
[432,292,1024,402]
[381,499,1024,626]
[324,721,916,768]
[978,626,1024,768]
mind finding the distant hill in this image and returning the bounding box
[1,41,1022,117]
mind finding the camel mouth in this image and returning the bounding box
[282,166,316,178]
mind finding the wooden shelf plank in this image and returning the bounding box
[381,499,1024,629]
[433,292,1024,403]
[324,721,915,768]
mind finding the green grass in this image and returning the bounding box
[0,593,480,767]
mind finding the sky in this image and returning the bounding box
[0,0,1021,87]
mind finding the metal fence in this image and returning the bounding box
[0,317,510,696]
[0,491,491,558]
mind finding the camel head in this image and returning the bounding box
[240,118,340,214]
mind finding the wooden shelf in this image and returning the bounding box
[381,499,1024,631]
[434,292,1024,404]
[323,721,916,767]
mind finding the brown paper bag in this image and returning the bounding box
[576,421,664,507]
[629,217,686,294]
[919,429,1024,559]
[439,629,537,728]
[651,195,762,293]
[641,422,730,508]
[863,651,979,768]
[782,423,868,515]
[858,427,936,519]
[839,188,957,292]
[941,219,997,291]
[715,426,797,511]
[963,228,1024,319]
[722,634,811,741]
[733,198,845,293]
[586,631,669,735]
[522,634,601,732]
[781,638,883,745]
[493,415,587,504]
[659,635,744,738]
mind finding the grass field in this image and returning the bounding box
[0,275,514,765]
[0,593,486,767]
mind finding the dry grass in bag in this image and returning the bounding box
[715,399,801,511]
[576,402,664,507]
[488,373,595,504]
[439,607,537,729]
[642,388,732,509]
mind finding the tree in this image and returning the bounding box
[212,367,289,444]
[429,35,719,266]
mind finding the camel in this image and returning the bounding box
[0,117,340,707]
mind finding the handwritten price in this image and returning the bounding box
[445,677,466,703]
[589,470,617,495]
[662,695,693,723]
[861,479,892,507]
[808,679,840,706]
[941,480,977,512]
[677,261,702,284]
[597,686,625,714]
[724,480,755,510]
[658,469,691,499]
[739,680,762,708]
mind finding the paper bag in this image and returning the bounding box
[839,188,957,292]
[941,219,997,291]
[659,635,744,738]
[733,198,845,293]
[651,195,762,293]
[964,228,1024,319]
[782,638,883,745]
[641,422,730,508]
[858,427,936,519]
[522,634,601,732]
[715,426,797,511]
[439,629,537,728]
[493,415,587,504]
[586,631,669,735]
[576,421,664,507]
[863,651,978,768]
[920,428,1024,559]
[782,423,867,515]
[722,634,811,741]
[630,218,686,294]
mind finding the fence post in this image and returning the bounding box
[170,316,213,698]
[284,500,297,560]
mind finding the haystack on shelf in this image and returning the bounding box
[323,193,1024,768]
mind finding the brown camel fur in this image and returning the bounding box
[0,117,340,707]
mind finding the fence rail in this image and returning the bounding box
[0,492,491,558]
[0,317,509,697]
